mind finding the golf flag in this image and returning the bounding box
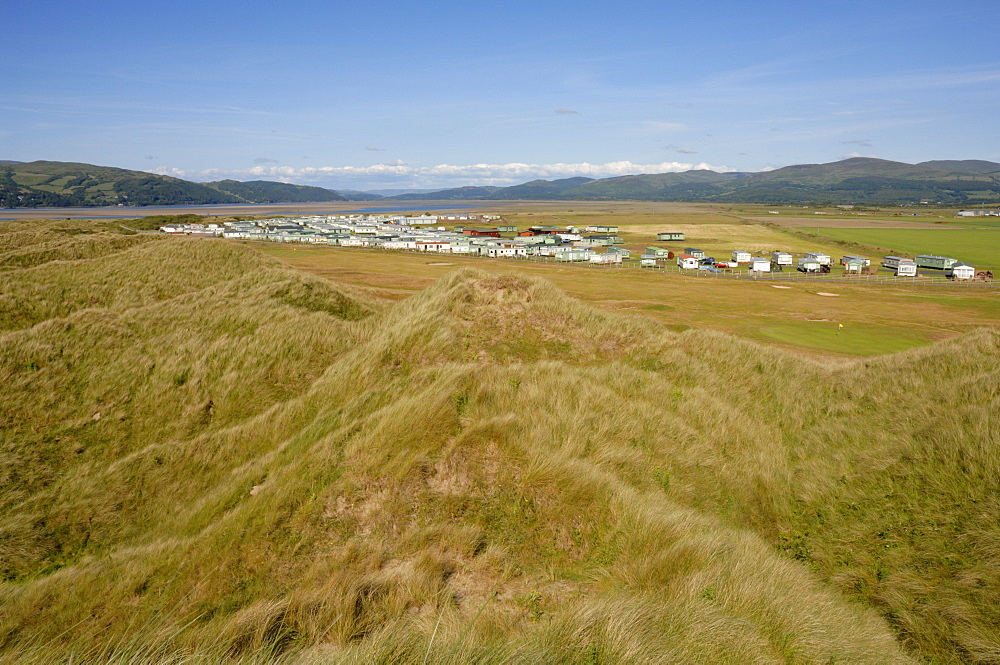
[838,323,844,329]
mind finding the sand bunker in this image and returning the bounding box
[816,292,840,297]
[770,285,792,289]
[426,262,455,266]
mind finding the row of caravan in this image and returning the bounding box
[676,250,977,278]
[881,255,976,278]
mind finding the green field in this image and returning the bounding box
[757,322,929,355]
[801,226,1000,268]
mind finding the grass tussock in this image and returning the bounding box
[0,226,997,663]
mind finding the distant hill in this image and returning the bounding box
[0,161,241,208]
[709,158,1000,204]
[335,189,387,200]
[559,170,740,200]
[0,161,344,208]
[206,179,345,203]
[487,176,595,199]
[389,185,503,201]
[917,159,1000,174]
[385,157,1000,205]
[6,157,1000,207]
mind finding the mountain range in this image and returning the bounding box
[3,158,999,208]
[383,158,1000,204]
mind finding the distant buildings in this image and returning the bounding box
[160,213,984,282]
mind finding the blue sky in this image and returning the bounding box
[4,0,999,190]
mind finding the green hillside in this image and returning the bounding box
[918,160,1000,174]
[7,158,1000,208]
[0,220,997,663]
[564,170,739,200]
[1,161,243,207]
[386,158,1000,205]
[389,185,502,200]
[206,179,345,203]
[484,176,594,199]
[0,162,345,208]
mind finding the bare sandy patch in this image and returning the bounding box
[816,292,840,297]
[426,262,455,266]
[770,285,792,289]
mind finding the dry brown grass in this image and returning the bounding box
[0,224,997,663]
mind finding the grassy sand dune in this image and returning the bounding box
[1,228,997,663]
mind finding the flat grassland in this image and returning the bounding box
[798,226,1000,268]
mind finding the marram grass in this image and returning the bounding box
[1,223,997,663]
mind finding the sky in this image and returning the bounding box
[4,0,999,191]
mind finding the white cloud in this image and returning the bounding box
[152,159,736,190]
[639,121,686,133]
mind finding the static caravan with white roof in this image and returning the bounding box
[749,257,771,272]
[555,249,592,262]
[771,252,793,266]
[895,260,918,277]
[840,255,870,267]
[731,250,752,264]
[805,252,831,266]
[948,262,976,280]
[589,252,623,265]
[797,257,821,273]
[881,256,909,269]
